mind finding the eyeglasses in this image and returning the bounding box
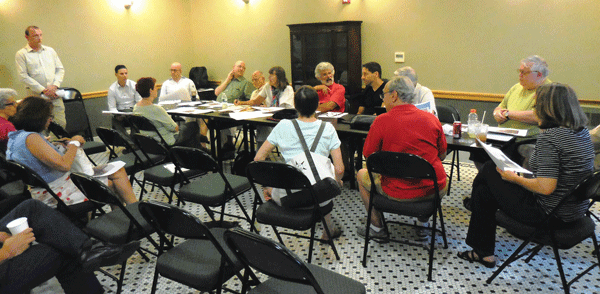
[4,102,16,107]
[517,69,538,76]
[380,91,393,100]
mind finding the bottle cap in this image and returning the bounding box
[470,109,476,113]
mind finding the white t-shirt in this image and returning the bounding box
[159,77,197,100]
[257,84,294,108]
[267,119,341,163]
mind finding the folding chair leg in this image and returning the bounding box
[437,206,449,248]
[362,202,375,267]
[321,218,340,260]
[308,226,316,263]
[116,260,127,294]
[487,239,532,284]
[150,268,160,294]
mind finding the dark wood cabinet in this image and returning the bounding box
[287,21,362,95]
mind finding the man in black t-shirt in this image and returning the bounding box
[357,62,385,115]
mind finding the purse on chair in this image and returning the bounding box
[277,120,341,208]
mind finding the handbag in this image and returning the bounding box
[277,120,341,208]
[350,114,376,130]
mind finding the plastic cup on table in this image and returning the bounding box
[476,123,489,143]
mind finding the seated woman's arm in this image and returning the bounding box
[254,140,275,161]
[235,95,266,106]
[497,168,557,195]
[27,134,85,172]
[330,147,344,185]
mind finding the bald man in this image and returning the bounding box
[249,70,266,101]
[215,61,255,103]
[159,62,197,101]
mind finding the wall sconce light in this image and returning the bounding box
[124,0,133,9]
[242,0,249,3]
[342,0,350,3]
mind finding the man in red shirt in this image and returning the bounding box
[356,76,447,240]
[314,62,345,113]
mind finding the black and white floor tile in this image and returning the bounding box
[33,150,600,294]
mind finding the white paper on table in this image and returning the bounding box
[93,161,126,178]
[178,101,204,107]
[488,126,528,137]
[229,112,273,120]
[486,133,514,142]
[102,110,135,115]
[163,163,189,173]
[477,139,532,174]
[318,112,347,119]
[167,108,214,115]
[252,106,284,112]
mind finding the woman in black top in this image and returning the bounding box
[458,83,594,268]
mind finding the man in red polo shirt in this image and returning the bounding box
[356,76,447,240]
[314,62,345,113]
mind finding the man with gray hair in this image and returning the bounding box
[394,66,437,115]
[0,89,18,151]
[15,26,66,128]
[314,62,345,112]
[356,76,447,240]
[493,55,551,130]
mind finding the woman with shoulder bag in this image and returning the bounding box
[254,86,344,241]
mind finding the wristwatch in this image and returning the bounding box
[505,111,510,121]
[68,141,81,147]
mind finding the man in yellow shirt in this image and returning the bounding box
[493,55,551,130]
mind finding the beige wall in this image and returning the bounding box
[0,0,193,98]
[2,0,599,100]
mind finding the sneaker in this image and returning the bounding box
[414,220,429,241]
[356,224,389,243]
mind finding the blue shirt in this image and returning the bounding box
[7,130,65,183]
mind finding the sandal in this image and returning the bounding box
[457,250,496,268]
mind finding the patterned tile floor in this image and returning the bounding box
[33,150,600,294]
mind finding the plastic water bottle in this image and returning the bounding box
[467,109,480,138]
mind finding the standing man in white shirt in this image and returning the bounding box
[107,64,141,140]
[15,26,66,128]
[159,62,197,101]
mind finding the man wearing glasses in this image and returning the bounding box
[493,55,551,130]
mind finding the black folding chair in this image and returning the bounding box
[170,146,252,226]
[246,161,340,263]
[127,115,172,148]
[70,173,158,294]
[4,160,100,227]
[487,171,600,294]
[59,88,107,164]
[225,227,365,294]
[138,201,244,294]
[132,133,203,204]
[362,151,448,281]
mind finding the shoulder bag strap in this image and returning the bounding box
[291,119,322,182]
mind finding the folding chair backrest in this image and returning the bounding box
[224,227,324,293]
[549,170,600,216]
[367,151,437,182]
[61,88,94,140]
[132,133,170,164]
[138,200,211,239]
[70,172,123,207]
[436,105,460,124]
[5,160,71,213]
[47,121,71,139]
[96,127,136,158]
[245,161,312,190]
[128,115,170,147]
[170,146,218,173]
